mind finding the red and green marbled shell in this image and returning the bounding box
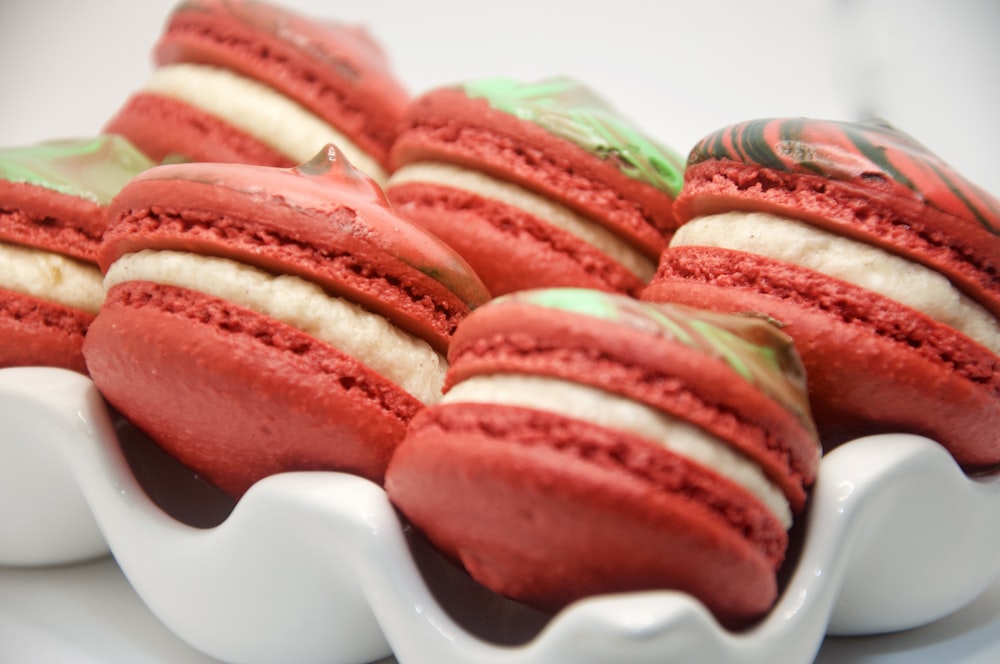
[688,117,1000,234]
[497,287,816,434]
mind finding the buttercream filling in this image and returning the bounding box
[671,211,1000,356]
[442,373,792,528]
[386,161,656,282]
[104,249,447,404]
[0,241,104,314]
[143,63,387,182]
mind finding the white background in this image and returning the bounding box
[1,1,999,662]
[0,0,998,198]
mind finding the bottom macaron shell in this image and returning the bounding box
[83,281,422,497]
[645,247,1000,469]
[387,181,645,297]
[386,403,786,629]
[103,93,294,167]
[0,289,92,374]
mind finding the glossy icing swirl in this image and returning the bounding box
[500,287,815,431]
[462,77,685,197]
[688,117,1000,234]
[0,135,153,205]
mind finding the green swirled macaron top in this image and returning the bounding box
[501,287,815,431]
[462,77,685,197]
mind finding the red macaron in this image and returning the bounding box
[0,136,153,373]
[385,77,685,297]
[83,144,489,497]
[385,287,820,628]
[643,117,1000,469]
[104,0,409,181]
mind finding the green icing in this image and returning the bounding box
[462,77,685,196]
[0,135,154,206]
[519,287,620,320]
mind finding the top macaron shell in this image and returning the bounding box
[386,77,684,296]
[99,145,489,352]
[0,136,154,373]
[104,0,409,174]
[84,145,489,496]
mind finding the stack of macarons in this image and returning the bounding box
[385,76,685,297]
[103,0,409,182]
[385,287,821,627]
[642,117,1000,469]
[82,144,489,497]
[0,135,154,374]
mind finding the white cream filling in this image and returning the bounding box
[0,241,104,314]
[104,249,447,404]
[442,373,792,528]
[672,211,1000,355]
[144,63,387,183]
[386,161,656,282]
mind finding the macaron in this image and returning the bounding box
[103,0,409,181]
[82,144,489,497]
[385,76,685,297]
[0,136,154,374]
[385,287,820,628]
[643,117,1000,468]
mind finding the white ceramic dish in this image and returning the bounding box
[3,365,1000,664]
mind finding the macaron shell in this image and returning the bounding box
[446,297,818,512]
[0,289,92,374]
[388,86,675,258]
[0,181,106,262]
[385,402,785,628]
[645,246,1000,468]
[83,282,422,497]
[386,180,645,296]
[154,0,408,168]
[103,92,295,167]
